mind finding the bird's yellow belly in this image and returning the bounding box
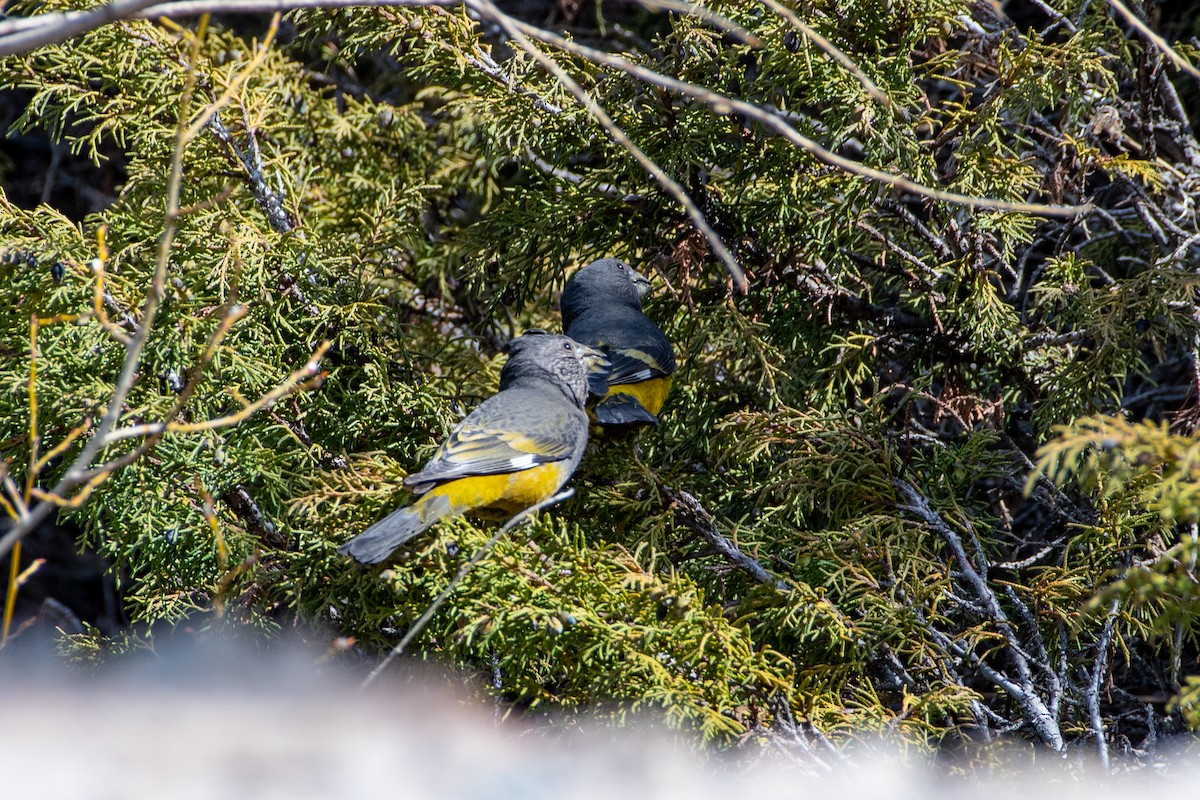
[423,461,571,516]
[605,375,673,416]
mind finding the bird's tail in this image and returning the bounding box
[339,493,454,564]
[593,393,659,427]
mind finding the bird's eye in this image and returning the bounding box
[617,264,625,271]
[562,342,572,350]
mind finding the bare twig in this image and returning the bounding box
[469,0,749,291]
[756,0,895,113]
[656,480,790,592]
[466,49,563,115]
[1086,599,1121,770]
[635,0,760,46]
[207,110,294,234]
[83,343,329,449]
[359,488,575,688]
[1028,0,1079,34]
[1106,0,1200,82]
[895,478,1065,751]
[523,146,645,202]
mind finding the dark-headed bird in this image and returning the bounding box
[561,259,676,432]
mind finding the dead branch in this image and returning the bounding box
[655,478,791,592]
[895,478,1065,751]
[207,110,294,234]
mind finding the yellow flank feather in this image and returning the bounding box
[605,375,673,416]
[421,461,571,516]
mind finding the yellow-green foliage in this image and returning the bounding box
[1037,416,1200,520]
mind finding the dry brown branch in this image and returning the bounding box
[89,227,135,345]
[1106,0,1200,82]
[468,0,749,291]
[96,343,329,447]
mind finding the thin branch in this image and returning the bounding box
[0,0,162,57]
[91,230,135,344]
[495,14,1091,219]
[1028,0,1079,34]
[912,601,1061,747]
[895,478,1065,751]
[523,145,645,201]
[635,0,760,47]
[756,0,896,113]
[1086,599,1121,771]
[86,342,329,448]
[207,110,294,234]
[655,478,791,592]
[0,0,456,50]
[359,488,575,688]
[466,49,563,115]
[1004,584,1063,718]
[1106,0,1200,82]
[469,0,749,291]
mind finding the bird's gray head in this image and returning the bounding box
[501,331,607,407]
[560,259,652,327]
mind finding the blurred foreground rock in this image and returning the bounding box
[1,635,1199,799]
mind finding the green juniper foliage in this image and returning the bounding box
[2,0,1200,757]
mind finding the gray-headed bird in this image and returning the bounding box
[340,332,606,564]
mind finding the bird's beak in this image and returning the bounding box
[630,269,653,298]
[581,344,610,371]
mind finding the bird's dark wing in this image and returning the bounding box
[598,344,675,388]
